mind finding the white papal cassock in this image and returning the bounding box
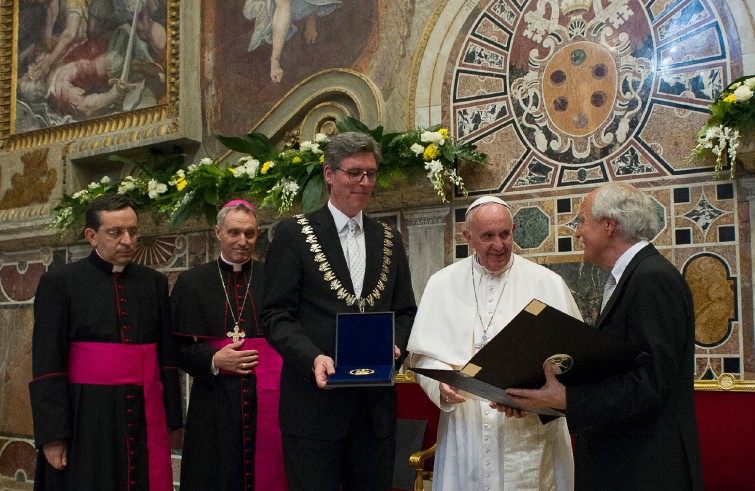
[407,254,581,491]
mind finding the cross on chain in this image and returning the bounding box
[226,325,246,343]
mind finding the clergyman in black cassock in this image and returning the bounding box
[29,194,182,491]
[172,200,286,491]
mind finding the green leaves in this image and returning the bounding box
[51,118,489,237]
[216,133,275,162]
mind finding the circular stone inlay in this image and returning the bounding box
[592,63,608,79]
[543,41,618,136]
[570,48,587,65]
[553,96,569,112]
[550,70,567,86]
[591,91,607,107]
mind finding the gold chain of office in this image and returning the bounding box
[295,214,393,312]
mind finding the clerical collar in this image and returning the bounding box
[472,252,514,276]
[90,250,127,274]
[219,253,251,272]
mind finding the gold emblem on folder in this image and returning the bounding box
[545,354,573,374]
[349,368,375,376]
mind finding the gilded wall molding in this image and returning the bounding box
[0,0,182,153]
[695,374,755,391]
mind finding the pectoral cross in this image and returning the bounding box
[474,336,488,351]
[226,325,246,343]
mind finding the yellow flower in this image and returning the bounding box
[292,156,302,164]
[261,161,273,174]
[176,176,187,191]
[439,128,449,138]
[423,144,441,161]
[319,154,324,163]
[723,94,736,103]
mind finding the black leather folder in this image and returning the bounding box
[411,299,644,416]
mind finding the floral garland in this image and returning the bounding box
[689,75,754,179]
[51,117,487,235]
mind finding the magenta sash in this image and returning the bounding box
[206,337,287,490]
[67,342,172,491]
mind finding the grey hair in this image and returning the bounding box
[216,202,257,228]
[324,132,381,170]
[591,183,659,241]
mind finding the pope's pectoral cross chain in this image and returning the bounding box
[227,325,246,343]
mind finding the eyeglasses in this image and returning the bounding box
[102,227,140,239]
[336,168,379,183]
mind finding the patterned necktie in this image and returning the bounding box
[347,219,365,297]
[600,274,617,313]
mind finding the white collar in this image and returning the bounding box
[610,240,649,284]
[219,252,250,272]
[95,248,125,273]
[328,200,364,233]
[471,252,515,277]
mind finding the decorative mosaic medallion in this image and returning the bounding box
[451,0,741,194]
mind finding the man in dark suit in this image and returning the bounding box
[502,183,703,490]
[262,132,417,491]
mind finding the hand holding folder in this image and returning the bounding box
[411,299,644,416]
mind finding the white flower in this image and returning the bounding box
[410,143,425,156]
[244,158,260,176]
[87,181,99,190]
[300,141,323,154]
[704,127,720,140]
[232,166,247,178]
[147,179,168,199]
[282,178,300,194]
[118,180,136,193]
[187,164,198,173]
[730,82,742,90]
[199,157,214,166]
[746,77,755,90]
[424,159,443,175]
[100,176,111,184]
[445,168,463,186]
[420,131,445,146]
[72,190,87,200]
[180,191,194,206]
[315,133,329,143]
[733,85,753,102]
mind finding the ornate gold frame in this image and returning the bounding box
[695,374,755,391]
[0,0,181,153]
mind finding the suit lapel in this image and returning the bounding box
[596,243,657,328]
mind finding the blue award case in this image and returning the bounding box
[326,311,396,387]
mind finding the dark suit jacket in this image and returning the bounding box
[262,206,417,441]
[566,244,703,490]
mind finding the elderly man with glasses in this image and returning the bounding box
[29,193,182,491]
